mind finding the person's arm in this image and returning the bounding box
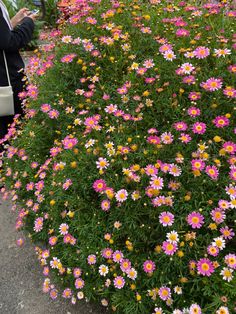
[0,8,35,52]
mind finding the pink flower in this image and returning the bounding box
[101,199,110,211]
[213,116,230,128]
[50,289,58,300]
[49,236,58,246]
[211,208,226,224]
[162,241,178,255]
[187,212,204,229]
[93,179,107,192]
[197,258,214,276]
[176,28,190,37]
[112,250,124,263]
[207,245,219,257]
[48,109,59,119]
[143,260,156,273]
[115,189,128,202]
[188,91,201,101]
[87,254,97,265]
[62,288,72,299]
[62,136,78,149]
[113,276,125,289]
[191,159,205,171]
[194,46,210,59]
[73,268,82,278]
[201,77,223,92]
[63,179,72,190]
[187,106,201,117]
[173,121,188,131]
[159,211,175,226]
[229,166,236,181]
[75,278,85,289]
[220,226,235,240]
[61,53,77,63]
[145,165,158,176]
[102,248,113,259]
[150,176,164,190]
[224,254,236,269]
[41,103,51,112]
[223,142,236,155]
[158,286,171,301]
[179,133,192,144]
[34,217,43,232]
[120,259,131,273]
[205,165,219,180]
[147,135,160,145]
[192,122,206,134]
[190,304,202,314]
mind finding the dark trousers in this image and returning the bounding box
[0,77,24,140]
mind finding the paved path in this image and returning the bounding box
[0,197,105,314]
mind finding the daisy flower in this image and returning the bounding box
[187,212,204,229]
[211,208,226,224]
[197,258,214,276]
[99,265,109,276]
[194,46,210,59]
[113,276,125,289]
[115,189,128,202]
[150,176,164,190]
[112,250,124,263]
[216,306,229,314]
[120,259,131,273]
[220,267,234,282]
[159,211,175,227]
[75,278,85,289]
[93,179,107,193]
[87,254,97,265]
[162,241,178,255]
[189,304,202,314]
[207,245,219,257]
[160,132,174,144]
[166,231,179,244]
[220,226,235,240]
[59,223,69,235]
[127,268,137,280]
[96,157,110,170]
[214,48,231,57]
[213,115,230,128]
[192,122,206,134]
[163,50,176,61]
[143,260,156,273]
[158,286,171,301]
[212,237,226,250]
[224,254,236,269]
[34,217,44,232]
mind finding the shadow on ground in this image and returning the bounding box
[0,197,107,314]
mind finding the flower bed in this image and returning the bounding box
[1,0,236,313]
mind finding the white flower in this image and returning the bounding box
[99,264,109,276]
[212,236,226,250]
[220,267,234,282]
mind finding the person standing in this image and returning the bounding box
[0,0,37,146]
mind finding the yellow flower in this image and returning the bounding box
[213,136,221,142]
[70,161,77,168]
[136,294,141,301]
[208,223,217,230]
[50,200,56,206]
[177,250,184,257]
[130,284,136,290]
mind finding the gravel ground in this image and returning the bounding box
[0,197,106,314]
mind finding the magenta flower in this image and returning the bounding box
[113,276,125,289]
[201,77,223,92]
[93,179,107,193]
[75,278,85,289]
[120,259,131,273]
[159,211,175,227]
[87,254,97,265]
[197,258,214,276]
[191,159,205,171]
[162,241,178,255]
[207,245,219,257]
[211,208,226,224]
[34,217,44,232]
[62,288,72,299]
[112,250,124,263]
[62,136,78,149]
[187,106,201,117]
[48,109,59,119]
[194,46,210,59]
[205,165,219,180]
[158,286,171,301]
[187,212,204,229]
[192,122,206,134]
[143,260,156,273]
[101,248,113,259]
[213,116,230,128]
[101,199,110,211]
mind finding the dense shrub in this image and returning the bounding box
[1,0,236,313]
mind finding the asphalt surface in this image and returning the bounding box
[0,197,106,314]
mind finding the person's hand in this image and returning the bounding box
[27,12,39,22]
[11,8,30,28]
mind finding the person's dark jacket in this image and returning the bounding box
[0,8,34,86]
